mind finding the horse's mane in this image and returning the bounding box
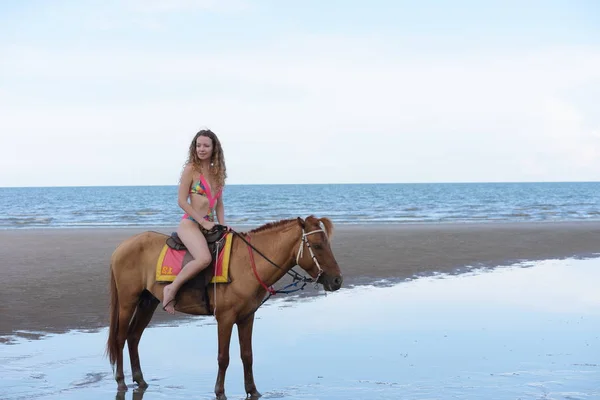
[248,218,296,234]
[246,215,334,239]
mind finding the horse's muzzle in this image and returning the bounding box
[319,274,343,292]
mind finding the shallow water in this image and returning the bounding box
[2,258,599,400]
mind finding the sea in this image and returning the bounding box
[1,182,599,229]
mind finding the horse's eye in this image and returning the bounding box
[313,244,323,250]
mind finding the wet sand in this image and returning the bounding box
[1,221,600,341]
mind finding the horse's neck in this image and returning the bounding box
[247,223,300,287]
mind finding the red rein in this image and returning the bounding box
[246,235,276,295]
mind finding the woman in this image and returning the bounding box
[162,129,227,314]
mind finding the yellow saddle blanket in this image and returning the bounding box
[155,233,233,283]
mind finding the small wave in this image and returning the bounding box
[442,215,474,219]
[71,209,115,216]
[1,217,54,226]
[560,202,597,207]
[60,222,146,227]
[230,217,250,222]
[345,214,378,219]
[505,213,530,218]
[117,215,140,221]
[135,209,161,216]
[393,214,427,219]
[530,204,556,210]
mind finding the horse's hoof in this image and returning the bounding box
[133,375,148,389]
[216,394,227,400]
[136,380,148,389]
[248,391,262,399]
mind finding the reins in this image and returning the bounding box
[231,230,314,285]
[229,226,326,319]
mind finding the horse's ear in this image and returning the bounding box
[297,217,305,228]
[319,217,334,239]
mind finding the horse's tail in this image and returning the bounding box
[106,264,119,367]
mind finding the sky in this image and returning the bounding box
[1,0,599,187]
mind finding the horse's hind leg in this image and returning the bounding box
[127,291,159,388]
[115,291,142,391]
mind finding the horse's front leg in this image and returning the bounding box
[215,316,235,400]
[237,313,261,399]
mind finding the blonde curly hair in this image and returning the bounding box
[186,129,227,190]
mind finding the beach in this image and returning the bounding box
[2,221,600,342]
[2,251,599,399]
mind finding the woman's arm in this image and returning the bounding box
[215,192,225,225]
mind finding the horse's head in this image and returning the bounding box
[295,216,343,292]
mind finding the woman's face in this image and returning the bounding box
[195,135,214,161]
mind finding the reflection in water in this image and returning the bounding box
[115,387,146,400]
[1,257,600,400]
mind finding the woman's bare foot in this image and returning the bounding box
[162,284,177,314]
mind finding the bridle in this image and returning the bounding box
[229,225,328,315]
[296,227,326,283]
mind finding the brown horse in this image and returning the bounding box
[106,215,343,399]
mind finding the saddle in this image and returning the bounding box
[166,223,229,251]
[164,224,230,313]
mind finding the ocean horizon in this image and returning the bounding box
[3,180,599,188]
[1,182,599,229]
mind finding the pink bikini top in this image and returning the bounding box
[189,174,222,208]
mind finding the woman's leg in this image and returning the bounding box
[162,219,212,314]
